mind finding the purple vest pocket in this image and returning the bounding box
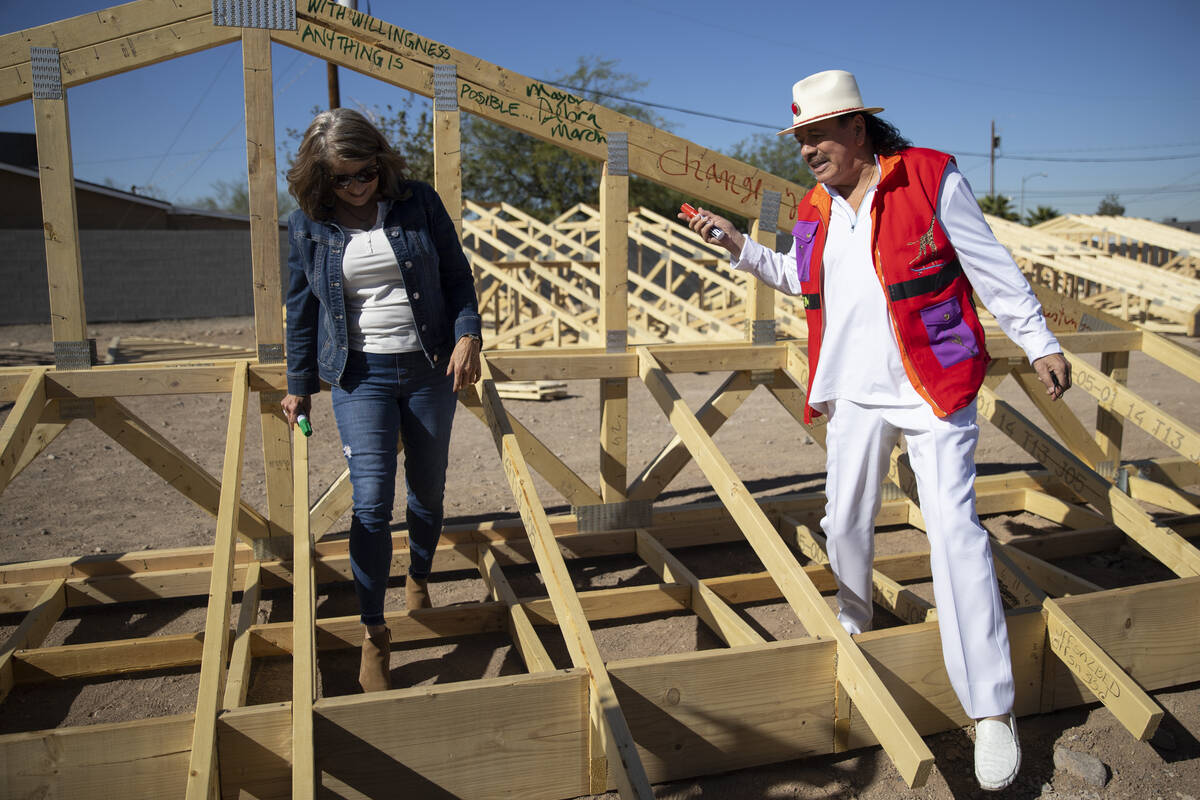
[792,219,819,282]
[919,297,978,368]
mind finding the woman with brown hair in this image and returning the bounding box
[280,108,481,692]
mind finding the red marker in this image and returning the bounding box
[680,203,726,241]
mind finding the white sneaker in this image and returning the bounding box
[975,713,1021,791]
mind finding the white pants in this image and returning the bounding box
[821,398,1015,719]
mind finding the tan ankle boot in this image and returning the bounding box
[406,577,432,610]
[358,628,391,693]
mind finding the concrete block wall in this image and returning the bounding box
[1,230,289,324]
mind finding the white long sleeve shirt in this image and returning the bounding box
[734,160,1060,412]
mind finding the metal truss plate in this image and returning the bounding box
[748,318,775,346]
[606,132,628,176]
[433,64,458,111]
[574,500,652,532]
[1077,312,1120,333]
[57,398,96,419]
[879,482,909,502]
[253,535,294,561]
[53,339,96,370]
[606,329,627,354]
[759,189,782,232]
[258,343,285,364]
[212,0,297,29]
[30,47,62,100]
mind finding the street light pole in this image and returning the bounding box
[1020,171,1048,223]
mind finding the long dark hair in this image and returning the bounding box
[287,108,410,221]
[858,113,911,156]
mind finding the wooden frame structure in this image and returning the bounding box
[1,2,1199,798]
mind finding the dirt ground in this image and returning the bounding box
[1,315,1198,800]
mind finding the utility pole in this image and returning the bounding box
[327,0,358,109]
[989,120,998,198]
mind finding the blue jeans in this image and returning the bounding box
[331,349,457,626]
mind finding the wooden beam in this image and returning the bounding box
[976,385,1200,578]
[635,529,763,647]
[0,578,64,704]
[1,13,239,106]
[32,77,88,351]
[0,368,48,492]
[1043,597,1163,740]
[185,361,250,800]
[472,365,653,796]
[600,150,630,504]
[477,546,556,672]
[222,561,262,709]
[86,396,274,541]
[460,383,602,507]
[1065,351,1200,463]
[433,63,463,237]
[1010,366,1109,470]
[636,347,934,788]
[292,427,317,799]
[628,371,756,503]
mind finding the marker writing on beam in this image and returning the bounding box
[297,414,313,437]
[680,203,726,241]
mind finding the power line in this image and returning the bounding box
[535,79,1200,164]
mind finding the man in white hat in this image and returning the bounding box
[681,69,1071,791]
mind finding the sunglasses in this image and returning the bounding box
[329,164,380,189]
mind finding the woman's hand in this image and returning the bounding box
[447,335,482,391]
[281,393,311,427]
[677,206,745,258]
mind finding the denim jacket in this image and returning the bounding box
[285,181,481,396]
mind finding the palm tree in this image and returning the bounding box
[1025,205,1061,226]
[978,194,1019,221]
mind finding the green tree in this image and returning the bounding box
[459,56,676,221]
[1024,205,1061,226]
[978,194,1019,221]
[727,133,815,189]
[189,178,298,217]
[1097,193,1124,216]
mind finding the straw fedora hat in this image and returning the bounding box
[776,70,884,136]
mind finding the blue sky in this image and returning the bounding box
[3,0,1199,222]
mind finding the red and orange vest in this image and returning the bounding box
[794,147,989,422]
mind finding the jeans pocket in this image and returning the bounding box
[919,297,978,368]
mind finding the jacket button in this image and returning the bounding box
[336,314,343,320]
[943,313,951,321]
[433,353,439,362]
[421,324,428,331]
[391,231,399,238]
[412,291,420,300]
[404,260,413,268]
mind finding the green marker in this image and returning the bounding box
[297,414,313,437]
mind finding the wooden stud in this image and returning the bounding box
[86,396,274,541]
[0,368,48,492]
[1043,597,1163,740]
[460,383,602,507]
[477,546,556,672]
[222,561,262,709]
[185,361,250,800]
[976,385,1200,578]
[292,426,317,799]
[242,28,285,359]
[600,148,630,504]
[32,76,89,352]
[629,371,756,503]
[635,528,764,647]
[0,578,65,704]
[472,364,654,797]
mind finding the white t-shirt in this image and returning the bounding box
[733,159,1060,413]
[340,201,421,353]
